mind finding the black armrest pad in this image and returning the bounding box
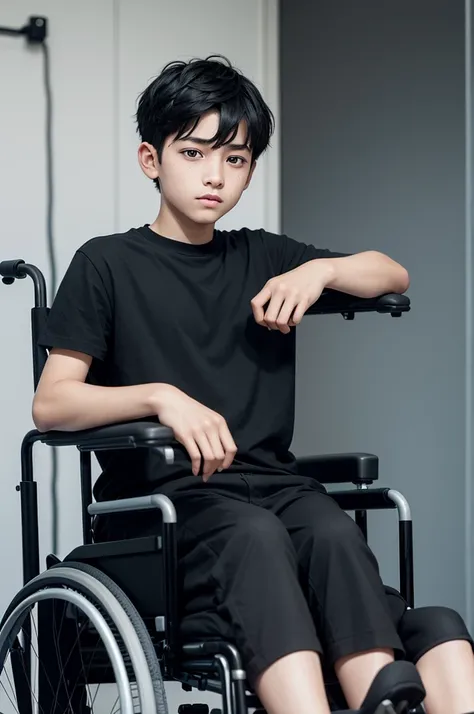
[39,419,176,451]
[295,453,379,485]
[307,290,410,316]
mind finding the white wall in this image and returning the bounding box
[0,0,279,706]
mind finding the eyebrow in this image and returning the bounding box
[179,136,251,152]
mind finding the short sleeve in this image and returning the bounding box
[260,230,350,276]
[38,249,112,360]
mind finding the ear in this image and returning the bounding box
[243,160,257,190]
[137,142,160,180]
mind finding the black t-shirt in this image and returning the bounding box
[38,225,345,501]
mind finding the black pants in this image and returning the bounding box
[95,472,473,688]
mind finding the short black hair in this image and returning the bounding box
[136,55,275,190]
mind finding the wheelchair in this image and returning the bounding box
[0,258,420,714]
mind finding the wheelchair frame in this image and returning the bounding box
[1,258,413,713]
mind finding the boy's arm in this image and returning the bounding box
[32,348,168,433]
[33,251,166,432]
[252,250,409,334]
[314,251,410,299]
[259,230,408,298]
[32,348,237,480]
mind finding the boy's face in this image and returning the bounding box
[139,111,256,224]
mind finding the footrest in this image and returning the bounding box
[359,661,425,714]
[178,706,209,714]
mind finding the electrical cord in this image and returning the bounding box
[42,43,57,295]
[41,41,60,555]
[1,17,59,554]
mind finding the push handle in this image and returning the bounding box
[0,259,27,284]
[1,260,49,387]
[0,260,47,308]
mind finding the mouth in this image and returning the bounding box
[198,195,223,207]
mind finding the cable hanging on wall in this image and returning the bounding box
[0,16,60,555]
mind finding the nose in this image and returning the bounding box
[203,158,224,189]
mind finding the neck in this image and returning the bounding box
[149,200,215,245]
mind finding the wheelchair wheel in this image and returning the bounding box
[0,561,167,714]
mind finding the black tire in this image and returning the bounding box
[54,561,167,711]
[0,561,167,714]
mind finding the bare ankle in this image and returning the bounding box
[335,648,395,709]
[254,650,331,714]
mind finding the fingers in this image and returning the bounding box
[201,421,238,479]
[252,282,304,334]
[254,295,296,334]
[251,285,272,323]
[218,423,238,470]
[195,432,220,480]
[252,290,287,332]
[268,295,297,334]
[183,416,237,480]
[183,437,204,478]
[290,300,309,326]
[260,292,286,331]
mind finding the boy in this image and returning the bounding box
[34,56,474,714]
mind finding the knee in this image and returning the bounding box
[310,509,365,554]
[399,606,473,663]
[232,509,291,551]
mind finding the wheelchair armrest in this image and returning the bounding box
[329,488,412,520]
[307,289,410,318]
[296,453,378,485]
[88,494,177,523]
[38,419,176,456]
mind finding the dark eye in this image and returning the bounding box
[228,156,246,166]
[182,149,201,159]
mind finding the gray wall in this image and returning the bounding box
[281,0,470,618]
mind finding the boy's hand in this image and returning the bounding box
[251,261,329,334]
[151,384,237,481]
